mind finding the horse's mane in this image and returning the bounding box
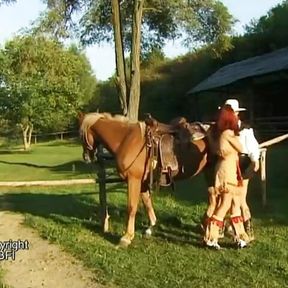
[80,112,145,143]
[81,112,129,132]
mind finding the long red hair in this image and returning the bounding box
[212,104,239,138]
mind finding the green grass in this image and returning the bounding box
[0,141,287,287]
[0,140,95,181]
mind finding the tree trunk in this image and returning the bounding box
[28,123,33,147]
[127,0,143,121]
[111,0,128,116]
[21,123,33,150]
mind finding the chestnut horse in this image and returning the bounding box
[79,112,208,247]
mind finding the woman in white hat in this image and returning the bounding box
[203,104,249,249]
[202,99,259,242]
[224,99,260,241]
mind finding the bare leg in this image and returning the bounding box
[239,179,251,221]
[201,186,220,232]
[204,192,232,248]
[119,177,141,247]
[230,189,250,245]
[239,179,254,240]
[202,161,218,230]
[213,192,233,219]
[206,187,219,218]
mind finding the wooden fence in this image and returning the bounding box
[32,130,78,143]
[1,127,287,233]
[254,116,288,140]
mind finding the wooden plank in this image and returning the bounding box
[97,145,110,233]
[0,178,123,187]
[259,148,267,207]
[0,179,95,187]
[259,133,288,148]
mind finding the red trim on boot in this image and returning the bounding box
[231,216,243,224]
[209,217,224,228]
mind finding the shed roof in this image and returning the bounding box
[188,47,288,94]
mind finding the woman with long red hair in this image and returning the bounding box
[203,105,249,249]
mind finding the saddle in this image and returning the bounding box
[145,114,209,187]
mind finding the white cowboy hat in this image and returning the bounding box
[224,99,246,112]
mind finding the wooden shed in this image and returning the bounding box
[187,47,288,141]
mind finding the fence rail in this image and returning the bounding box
[254,116,288,140]
[0,179,95,187]
[32,130,78,143]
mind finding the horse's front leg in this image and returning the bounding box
[119,177,141,247]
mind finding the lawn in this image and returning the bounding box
[0,141,287,288]
[0,140,94,181]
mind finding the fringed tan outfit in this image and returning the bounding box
[204,129,249,249]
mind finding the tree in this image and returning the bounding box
[0,0,16,6]
[0,35,96,150]
[244,0,288,51]
[38,0,234,120]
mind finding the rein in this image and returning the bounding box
[81,116,154,187]
[121,124,149,174]
[146,126,160,192]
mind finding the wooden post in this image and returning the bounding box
[96,144,110,233]
[259,148,267,208]
[257,134,288,208]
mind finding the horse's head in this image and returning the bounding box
[174,119,208,142]
[78,112,98,163]
[81,128,98,163]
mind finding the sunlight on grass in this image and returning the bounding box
[0,140,94,181]
[0,141,287,287]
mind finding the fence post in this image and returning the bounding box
[260,148,267,208]
[96,144,110,233]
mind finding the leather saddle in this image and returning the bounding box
[145,114,209,187]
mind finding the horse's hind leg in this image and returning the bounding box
[119,177,141,247]
[141,189,157,236]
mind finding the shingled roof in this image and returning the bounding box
[188,47,288,94]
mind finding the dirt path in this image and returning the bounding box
[0,211,105,288]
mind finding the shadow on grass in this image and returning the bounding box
[0,157,286,248]
[0,190,126,245]
[0,186,207,247]
[0,150,30,155]
[0,160,95,176]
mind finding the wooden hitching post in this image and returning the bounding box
[259,148,267,208]
[258,134,288,208]
[96,144,110,233]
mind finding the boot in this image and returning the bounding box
[219,218,227,238]
[244,218,255,241]
[230,215,249,248]
[200,213,210,234]
[204,215,223,250]
[224,218,235,238]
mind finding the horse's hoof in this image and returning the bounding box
[143,225,156,238]
[117,237,132,248]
